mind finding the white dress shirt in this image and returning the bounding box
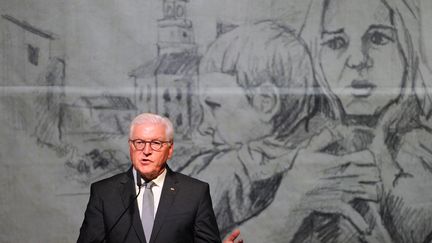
[133,168,166,217]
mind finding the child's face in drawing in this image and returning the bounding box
[319,0,405,116]
[198,73,273,147]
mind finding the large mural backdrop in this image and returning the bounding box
[1,0,432,242]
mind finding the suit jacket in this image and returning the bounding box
[77,166,221,243]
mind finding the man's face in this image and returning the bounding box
[129,123,173,180]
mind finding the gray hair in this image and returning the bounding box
[129,113,174,140]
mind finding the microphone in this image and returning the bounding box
[100,176,143,243]
[137,175,142,188]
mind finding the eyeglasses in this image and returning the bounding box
[129,139,172,151]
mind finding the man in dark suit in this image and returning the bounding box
[77,113,242,243]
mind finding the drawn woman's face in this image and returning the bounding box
[198,72,273,147]
[320,0,405,116]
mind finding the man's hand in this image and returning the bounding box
[223,229,243,243]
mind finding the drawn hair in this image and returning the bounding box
[129,113,174,140]
[199,20,317,139]
[298,0,432,120]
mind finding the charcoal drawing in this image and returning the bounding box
[1,0,431,242]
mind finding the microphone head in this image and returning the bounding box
[137,174,143,188]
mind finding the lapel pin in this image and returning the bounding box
[170,187,175,191]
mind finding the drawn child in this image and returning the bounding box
[240,0,432,242]
[180,20,316,236]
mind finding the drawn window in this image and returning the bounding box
[176,5,184,18]
[176,88,182,101]
[164,2,175,18]
[163,89,171,102]
[176,113,183,126]
[27,44,39,66]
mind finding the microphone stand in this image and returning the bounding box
[100,180,143,243]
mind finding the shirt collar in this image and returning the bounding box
[133,167,167,188]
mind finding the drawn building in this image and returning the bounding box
[59,95,137,141]
[1,15,58,85]
[129,0,200,140]
[0,15,65,140]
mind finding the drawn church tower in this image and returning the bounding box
[152,0,200,139]
[129,0,201,139]
[157,0,197,55]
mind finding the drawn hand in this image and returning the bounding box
[290,127,381,235]
[368,101,408,189]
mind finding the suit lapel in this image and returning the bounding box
[150,168,178,243]
[120,168,146,243]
